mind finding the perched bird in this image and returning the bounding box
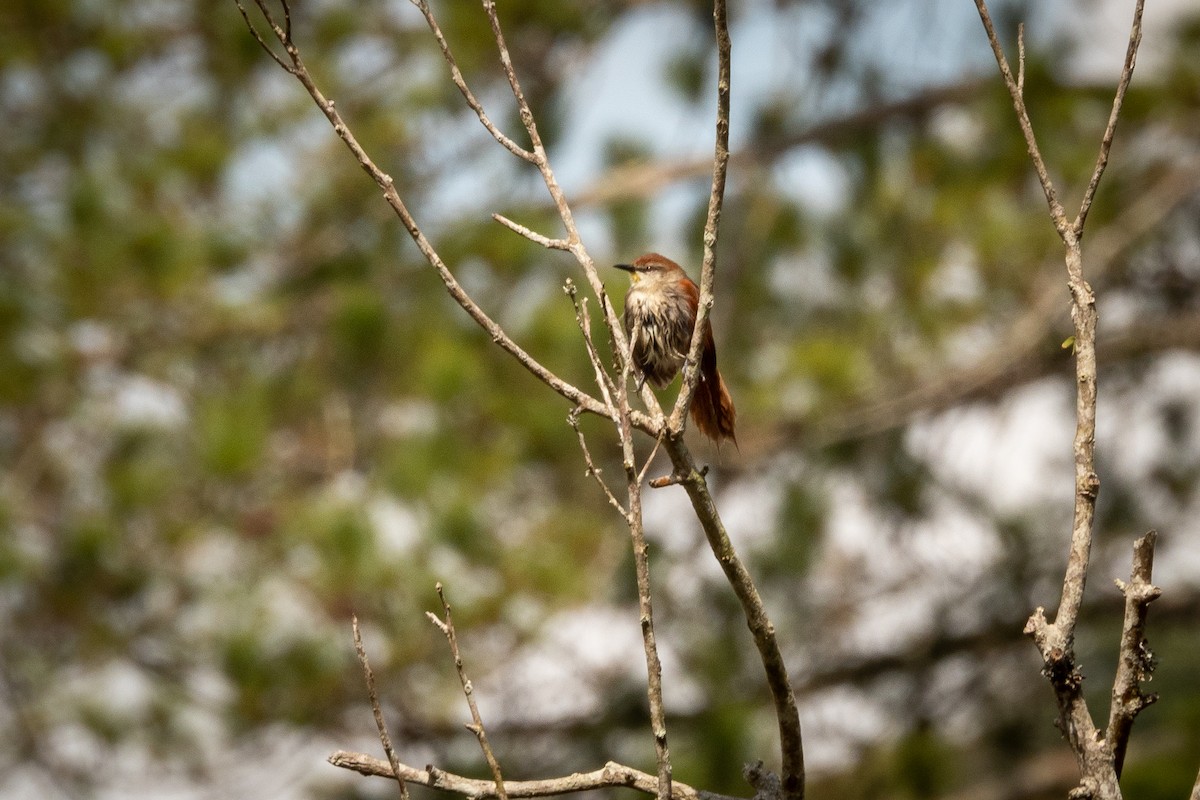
[614,253,737,445]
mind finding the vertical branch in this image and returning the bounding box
[1106,531,1161,777]
[625,463,672,800]
[669,0,731,435]
[427,584,509,800]
[976,2,1148,797]
[616,317,672,800]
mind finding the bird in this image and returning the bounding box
[614,252,737,446]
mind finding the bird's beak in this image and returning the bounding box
[614,263,639,282]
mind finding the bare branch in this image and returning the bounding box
[663,439,804,800]
[668,0,731,437]
[428,584,508,800]
[1106,531,1161,777]
[327,751,745,800]
[1075,0,1146,234]
[493,213,570,250]
[409,0,536,162]
[353,616,410,800]
[974,2,1148,796]
[564,280,618,411]
[234,0,296,74]
[973,1,1069,236]
[623,453,672,800]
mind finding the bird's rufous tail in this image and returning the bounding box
[691,367,737,447]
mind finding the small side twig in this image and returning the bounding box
[493,213,570,251]
[569,407,627,518]
[427,584,508,800]
[353,616,410,800]
[973,0,1068,233]
[1106,531,1161,777]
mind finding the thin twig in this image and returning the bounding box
[569,407,627,517]
[328,750,746,800]
[409,0,536,162]
[493,213,570,250]
[636,434,666,488]
[668,0,731,437]
[571,290,619,409]
[973,0,1069,236]
[1074,0,1145,234]
[1106,531,1161,777]
[427,584,509,800]
[353,616,410,800]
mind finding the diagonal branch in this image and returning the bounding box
[409,0,537,163]
[663,439,804,800]
[427,584,508,800]
[353,616,411,800]
[973,0,1069,236]
[1074,0,1145,235]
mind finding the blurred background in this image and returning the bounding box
[3,0,1200,797]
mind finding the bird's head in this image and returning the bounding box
[613,253,685,286]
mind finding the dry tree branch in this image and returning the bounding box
[568,407,627,518]
[662,440,804,800]
[972,0,1069,235]
[409,0,536,163]
[644,8,805,783]
[668,0,731,436]
[427,584,508,800]
[353,616,410,800]
[492,213,571,251]
[1106,531,1160,778]
[974,2,1149,797]
[327,750,746,800]
[411,3,674,793]
[1075,0,1145,235]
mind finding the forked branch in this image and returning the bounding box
[975,1,1150,797]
